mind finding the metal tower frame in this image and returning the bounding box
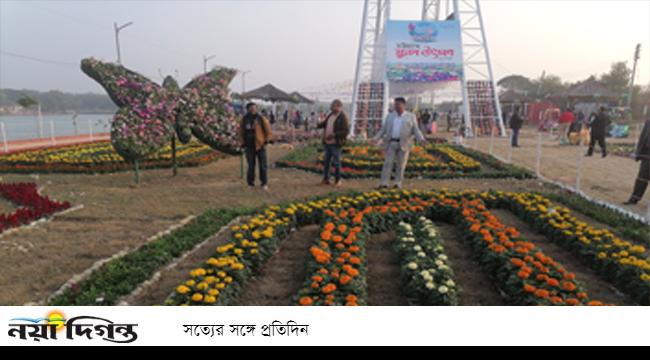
[351,0,504,137]
[350,0,391,137]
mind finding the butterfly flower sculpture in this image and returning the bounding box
[81,58,241,168]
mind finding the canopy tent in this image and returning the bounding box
[499,90,533,104]
[290,91,315,104]
[241,84,297,103]
[499,90,533,117]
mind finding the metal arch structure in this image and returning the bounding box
[350,0,505,138]
[421,0,441,20]
[350,0,391,137]
[452,0,505,136]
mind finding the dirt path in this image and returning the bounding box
[129,218,245,305]
[436,223,507,306]
[469,128,649,218]
[367,232,409,306]
[491,210,635,306]
[235,226,319,306]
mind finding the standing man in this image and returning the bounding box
[318,99,350,187]
[624,116,650,205]
[373,97,426,189]
[509,107,524,148]
[586,107,610,158]
[446,110,454,132]
[240,103,273,190]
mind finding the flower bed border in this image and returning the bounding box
[275,143,534,180]
[0,141,226,174]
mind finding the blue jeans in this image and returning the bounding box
[323,144,342,182]
[512,128,520,147]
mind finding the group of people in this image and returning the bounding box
[240,97,427,190]
[416,109,455,135]
[508,106,610,157]
[240,99,649,207]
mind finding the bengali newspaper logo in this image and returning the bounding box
[408,22,438,43]
[8,310,138,343]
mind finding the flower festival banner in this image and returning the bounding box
[385,20,463,83]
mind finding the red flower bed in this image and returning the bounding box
[0,183,71,233]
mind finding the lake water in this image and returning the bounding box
[0,114,112,141]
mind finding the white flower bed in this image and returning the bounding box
[396,217,459,305]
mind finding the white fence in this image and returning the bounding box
[464,127,650,223]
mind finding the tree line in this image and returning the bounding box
[0,88,117,114]
[498,61,649,117]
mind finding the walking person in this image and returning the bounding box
[446,110,454,132]
[430,110,438,135]
[558,108,575,144]
[586,107,610,158]
[239,103,273,190]
[372,97,426,190]
[420,109,431,135]
[308,111,318,132]
[624,116,650,205]
[317,99,350,187]
[509,107,524,147]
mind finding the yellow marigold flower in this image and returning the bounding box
[234,233,244,239]
[185,280,196,287]
[176,285,191,295]
[250,249,259,255]
[217,283,226,289]
[204,295,217,304]
[191,293,204,302]
[197,282,209,291]
[597,252,607,260]
[208,289,220,296]
[224,276,233,284]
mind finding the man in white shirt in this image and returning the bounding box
[372,97,426,189]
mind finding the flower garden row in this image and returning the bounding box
[0,140,224,174]
[167,189,650,307]
[0,183,71,235]
[276,142,534,180]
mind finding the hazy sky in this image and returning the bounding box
[1,0,649,95]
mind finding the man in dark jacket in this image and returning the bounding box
[509,107,524,147]
[317,99,350,187]
[239,103,273,190]
[624,117,650,205]
[586,107,609,158]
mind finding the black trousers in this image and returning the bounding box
[587,135,607,156]
[631,159,650,201]
[245,146,268,186]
